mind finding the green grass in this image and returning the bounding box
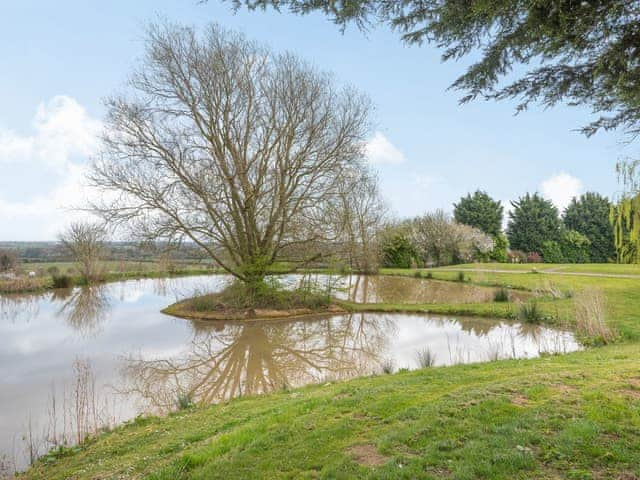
[437,262,640,276]
[20,263,640,479]
[24,345,640,480]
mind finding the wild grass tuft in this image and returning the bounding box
[573,288,615,345]
[380,358,395,374]
[415,348,436,368]
[176,392,194,410]
[519,301,543,324]
[493,287,510,303]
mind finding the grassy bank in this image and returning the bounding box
[20,264,640,479]
[24,345,640,480]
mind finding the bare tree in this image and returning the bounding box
[59,222,106,283]
[334,163,387,273]
[91,22,372,291]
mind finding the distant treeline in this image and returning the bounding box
[0,241,210,264]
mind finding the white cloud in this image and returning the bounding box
[0,96,102,239]
[0,163,98,238]
[365,131,406,165]
[411,173,443,190]
[0,95,101,171]
[540,172,583,212]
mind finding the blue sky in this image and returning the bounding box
[0,0,630,240]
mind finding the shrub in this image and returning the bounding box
[489,233,509,262]
[52,275,74,289]
[507,250,527,263]
[379,230,416,268]
[493,287,510,302]
[560,229,591,263]
[541,240,564,263]
[425,271,433,279]
[47,266,60,276]
[413,270,422,278]
[456,271,466,282]
[0,249,17,272]
[527,252,542,263]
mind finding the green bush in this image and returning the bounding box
[380,231,416,268]
[47,266,60,276]
[493,287,510,302]
[561,229,591,263]
[52,275,74,289]
[489,233,509,262]
[542,230,591,263]
[541,240,564,263]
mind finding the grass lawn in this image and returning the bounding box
[21,264,640,479]
[436,262,640,276]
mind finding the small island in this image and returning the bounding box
[162,280,347,321]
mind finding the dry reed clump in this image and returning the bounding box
[415,348,436,368]
[535,280,570,299]
[0,276,47,293]
[573,288,615,345]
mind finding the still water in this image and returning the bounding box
[0,275,578,471]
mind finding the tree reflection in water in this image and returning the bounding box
[56,286,111,335]
[344,275,532,304]
[0,293,41,323]
[121,313,395,412]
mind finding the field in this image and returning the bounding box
[20,264,640,479]
[0,261,218,293]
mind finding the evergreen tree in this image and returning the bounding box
[453,190,503,237]
[507,193,561,254]
[229,1,640,137]
[563,192,615,262]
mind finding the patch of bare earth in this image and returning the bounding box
[593,469,640,480]
[553,383,577,395]
[511,394,529,406]
[347,444,389,467]
[620,389,640,400]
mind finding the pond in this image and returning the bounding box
[0,274,578,471]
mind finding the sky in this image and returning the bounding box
[0,0,632,240]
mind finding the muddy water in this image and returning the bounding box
[338,275,532,303]
[0,274,577,472]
